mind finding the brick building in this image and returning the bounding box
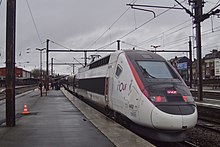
[170,49,220,81]
[0,67,31,80]
[204,49,220,79]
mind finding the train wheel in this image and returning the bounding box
[114,112,123,124]
[113,112,131,128]
[105,106,113,118]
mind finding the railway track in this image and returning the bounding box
[145,139,199,147]
[191,90,220,100]
[197,118,220,133]
[197,105,220,122]
[0,85,38,100]
[182,141,199,147]
[183,104,220,147]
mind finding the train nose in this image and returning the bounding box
[151,105,197,130]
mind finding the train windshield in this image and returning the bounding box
[137,61,174,79]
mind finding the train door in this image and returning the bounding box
[105,77,109,105]
[111,54,127,113]
[111,53,141,119]
[105,64,114,109]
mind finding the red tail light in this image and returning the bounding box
[150,96,167,102]
[182,96,188,102]
[156,96,162,102]
[182,96,194,102]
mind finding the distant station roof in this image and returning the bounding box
[204,49,220,59]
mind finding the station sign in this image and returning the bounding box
[177,62,187,70]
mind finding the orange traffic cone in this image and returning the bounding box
[22,104,30,115]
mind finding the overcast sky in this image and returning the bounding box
[0,0,220,75]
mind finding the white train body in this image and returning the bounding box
[69,50,197,141]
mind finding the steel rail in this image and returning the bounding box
[0,85,37,101]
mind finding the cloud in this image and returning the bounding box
[0,0,220,75]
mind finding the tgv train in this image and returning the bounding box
[65,50,197,142]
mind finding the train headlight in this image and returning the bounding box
[182,96,194,102]
[150,96,167,102]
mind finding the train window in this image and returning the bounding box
[115,65,122,78]
[89,55,110,69]
[137,61,173,79]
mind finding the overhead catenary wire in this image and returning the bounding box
[121,41,147,50]
[138,18,191,46]
[50,40,85,67]
[124,1,220,52]
[163,37,189,46]
[25,0,43,47]
[97,40,117,50]
[119,0,188,40]
[215,0,220,7]
[207,0,220,14]
[53,58,75,67]
[138,20,192,47]
[133,7,137,29]
[121,22,220,52]
[163,31,220,50]
[203,43,220,49]
[138,22,220,50]
[206,1,220,5]
[94,1,191,52]
[53,58,76,75]
[87,0,138,49]
[87,8,130,49]
[164,41,188,48]
[89,0,189,55]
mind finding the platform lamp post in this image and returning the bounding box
[36,48,45,97]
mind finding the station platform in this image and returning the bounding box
[190,87,220,109]
[0,88,154,147]
[190,87,220,93]
[195,98,220,109]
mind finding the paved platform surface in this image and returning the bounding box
[62,88,154,147]
[0,89,154,147]
[0,90,115,147]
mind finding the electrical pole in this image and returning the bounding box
[46,39,49,93]
[36,48,45,97]
[6,0,16,127]
[51,58,53,76]
[194,0,203,101]
[189,36,193,88]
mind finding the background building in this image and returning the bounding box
[204,49,220,79]
[170,56,190,83]
[0,67,32,80]
[170,49,220,88]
